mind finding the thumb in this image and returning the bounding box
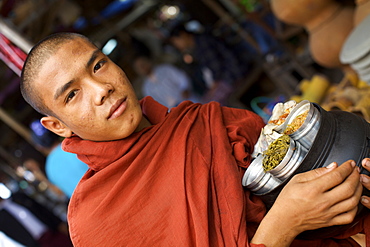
[295,162,338,183]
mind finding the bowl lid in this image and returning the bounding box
[340,15,370,64]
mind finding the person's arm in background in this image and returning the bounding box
[251,160,362,247]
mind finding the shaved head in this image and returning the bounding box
[20,32,93,116]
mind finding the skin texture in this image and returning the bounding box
[28,34,367,247]
[35,38,151,141]
[252,160,363,247]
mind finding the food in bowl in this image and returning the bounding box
[284,110,309,135]
[262,135,291,172]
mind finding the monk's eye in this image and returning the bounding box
[66,90,78,103]
[94,60,106,73]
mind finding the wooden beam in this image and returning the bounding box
[0,107,31,144]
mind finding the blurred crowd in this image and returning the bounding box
[129,19,282,108]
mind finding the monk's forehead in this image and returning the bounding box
[52,38,94,57]
[32,38,85,77]
[42,38,94,70]
[67,38,96,55]
[35,38,97,87]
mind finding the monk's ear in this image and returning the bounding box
[40,116,73,138]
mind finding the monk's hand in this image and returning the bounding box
[252,160,362,247]
[360,158,370,209]
[274,160,361,233]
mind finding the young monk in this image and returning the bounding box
[20,32,370,247]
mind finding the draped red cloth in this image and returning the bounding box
[64,97,366,247]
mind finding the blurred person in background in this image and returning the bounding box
[133,55,200,108]
[168,23,245,105]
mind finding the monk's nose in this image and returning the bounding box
[92,82,114,105]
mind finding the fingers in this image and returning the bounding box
[309,163,361,228]
[292,162,338,183]
[294,160,357,192]
[327,164,361,201]
[361,158,370,169]
[360,158,370,208]
[360,174,370,190]
[329,176,362,216]
[328,206,359,226]
[361,195,370,208]
[314,166,362,227]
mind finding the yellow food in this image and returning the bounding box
[284,110,309,135]
[262,135,290,172]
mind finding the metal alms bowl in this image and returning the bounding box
[268,139,308,181]
[283,100,321,149]
[243,138,308,196]
[242,155,282,196]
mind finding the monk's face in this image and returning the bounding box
[36,38,145,141]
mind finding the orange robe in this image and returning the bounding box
[64,97,365,246]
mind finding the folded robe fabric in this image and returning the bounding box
[63,97,366,247]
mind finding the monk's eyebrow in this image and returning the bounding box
[86,49,101,69]
[54,80,74,100]
[53,49,102,100]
